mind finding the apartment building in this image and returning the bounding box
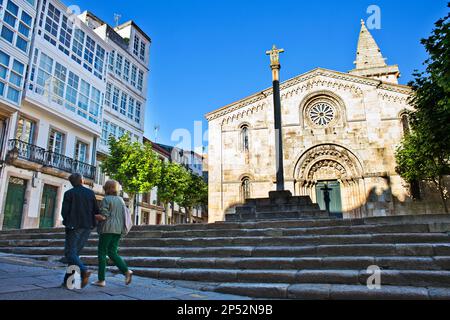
[0,0,151,230]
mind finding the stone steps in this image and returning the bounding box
[1,214,450,299]
[1,233,450,248]
[1,214,449,236]
[116,267,450,288]
[202,282,450,300]
[1,221,449,241]
[2,243,450,258]
[79,255,450,271]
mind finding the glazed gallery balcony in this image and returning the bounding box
[6,139,96,181]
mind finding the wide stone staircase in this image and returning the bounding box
[1,214,450,299]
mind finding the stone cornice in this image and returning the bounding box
[205,67,412,122]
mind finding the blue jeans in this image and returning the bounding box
[64,228,91,274]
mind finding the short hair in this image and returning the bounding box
[103,180,120,196]
[69,173,83,187]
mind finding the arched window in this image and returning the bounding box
[241,125,249,151]
[401,113,410,136]
[241,177,251,200]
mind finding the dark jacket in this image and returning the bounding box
[61,185,99,229]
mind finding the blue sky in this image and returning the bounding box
[67,0,448,150]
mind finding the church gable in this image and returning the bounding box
[207,68,411,128]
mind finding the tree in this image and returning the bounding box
[179,172,208,223]
[101,134,162,223]
[395,4,450,213]
[157,161,190,224]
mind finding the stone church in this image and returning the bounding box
[206,21,446,223]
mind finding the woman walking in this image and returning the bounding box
[93,180,133,287]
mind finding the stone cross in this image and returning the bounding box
[321,184,333,213]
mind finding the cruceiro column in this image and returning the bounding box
[266,45,285,191]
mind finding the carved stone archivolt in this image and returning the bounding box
[294,144,364,184]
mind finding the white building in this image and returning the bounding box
[0,0,151,230]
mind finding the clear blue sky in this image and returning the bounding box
[68,0,448,150]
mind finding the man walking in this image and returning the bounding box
[62,173,99,289]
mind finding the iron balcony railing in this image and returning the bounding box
[7,139,46,164]
[8,139,96,180]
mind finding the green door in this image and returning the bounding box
[39,185,58,229]
[316,181,343,218]
[3,177,27,230]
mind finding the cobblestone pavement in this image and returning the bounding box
[0,253,251,300]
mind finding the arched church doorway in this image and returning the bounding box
[294,144,365,219]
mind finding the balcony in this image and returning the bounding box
[6,139,96,181]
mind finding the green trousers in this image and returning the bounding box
[98,233,129,281]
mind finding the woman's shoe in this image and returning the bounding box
[92,280,106,287]
[125,271,133,285]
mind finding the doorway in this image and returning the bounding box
[315,181,343,218]
[3,177,27,230]
[39,185,58,229]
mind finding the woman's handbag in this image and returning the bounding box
[122,204,133,236]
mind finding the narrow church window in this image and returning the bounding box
[241,125,249,151]
[401,114,410,135]
[241,177,251,200]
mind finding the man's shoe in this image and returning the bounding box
[125,270,133,286]
[81,271,92,288]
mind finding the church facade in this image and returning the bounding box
[206,21,446,223]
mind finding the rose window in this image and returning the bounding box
[309,103,335,126]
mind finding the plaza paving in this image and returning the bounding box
[0,253,251,300]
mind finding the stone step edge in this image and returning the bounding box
[1,214,449,235]
[1,233,449,247]
[0,225,444,239]
[118,267,450,287]
[19,253,450,270]
[162,281,450,300]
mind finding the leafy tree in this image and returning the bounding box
[396,4,450,213]
[157,161,190,224]
[101,134,162,223]
[179,172,208,223]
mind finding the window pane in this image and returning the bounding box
[12,60,24,74]
[18,23,30,37]
[9,72,22,86]
[4,12,17,28]
[7,86,20,103]
[1,26,14,43]
[0,51,10,66]
[16,36,28,52]
[21,11,33,26]
[39,53,53,73]
[7,0,19,16]
[120,92,127,115]
[0,66,7,79]
[0,82,4,95]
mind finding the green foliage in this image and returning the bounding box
[396,4,450,212]
[157,161,190,206]
[179,171,208,210]
[101,134,162,197]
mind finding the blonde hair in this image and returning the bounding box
[103,180,120,196]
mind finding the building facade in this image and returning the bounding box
[206,21,448,223]
[0,0,151,230]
